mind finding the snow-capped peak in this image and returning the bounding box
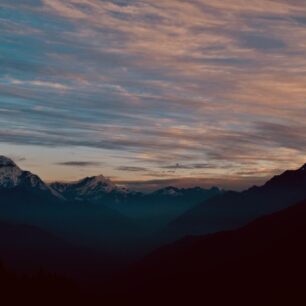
[77,175,118,194]
[155,186,182,196]
[0,156,18,167]
[50,174,129,201]
[0,156,60,197]
[72,175,128,195]
[0,156,23,188]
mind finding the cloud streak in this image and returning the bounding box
[56,161,103,167]
[116,166,148,172]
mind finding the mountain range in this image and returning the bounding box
[50,175,128,202]
[164,162,306,242]
[2,155,306,253]
[0,156,221,257]
[2,155,306,304]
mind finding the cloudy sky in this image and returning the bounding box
[1,0,306,190]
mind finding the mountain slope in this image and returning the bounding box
[0,156,61,199]
[51,176,222,235]
[50,175,127,202]
[0,220,112,279]
[110,198,306,305]
[0,157,140,256]
[165,163,306,240]
[0,186,141,256]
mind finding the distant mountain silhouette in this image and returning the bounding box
[152,185,220,199]
[113,185,221,218]
[109,185,222,240]
[50,176,220,207]
[50,175,221,235]
[3,155,306,304]
[165,163,306,240]
[109,198,306,305]
[0,156,220,258]
[0,157,140,256]
[6,155,306,271]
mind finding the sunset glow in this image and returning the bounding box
[1,0,306,189]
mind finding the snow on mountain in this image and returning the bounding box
[153,186,183,196]
[0,156,62,198]
[50,175,128,201]
[75,175,127,195]
[153,186,221,198]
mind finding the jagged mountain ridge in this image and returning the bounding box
[0,156,47,190]
[49,176,222,235]
[0,156,219,205]
[166,162,306,240]
[0,156,142,255]
[50,175,128,202]
[0,156,223,256]
[153,186,220,197]
[0,156,62,199]
[50,175,221,205]
[263,163,306,188]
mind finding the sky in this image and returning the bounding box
[1,0,306,190]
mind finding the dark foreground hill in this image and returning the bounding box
[106,198,306,305]
[0,263,83,306]
[0,219,120,285]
